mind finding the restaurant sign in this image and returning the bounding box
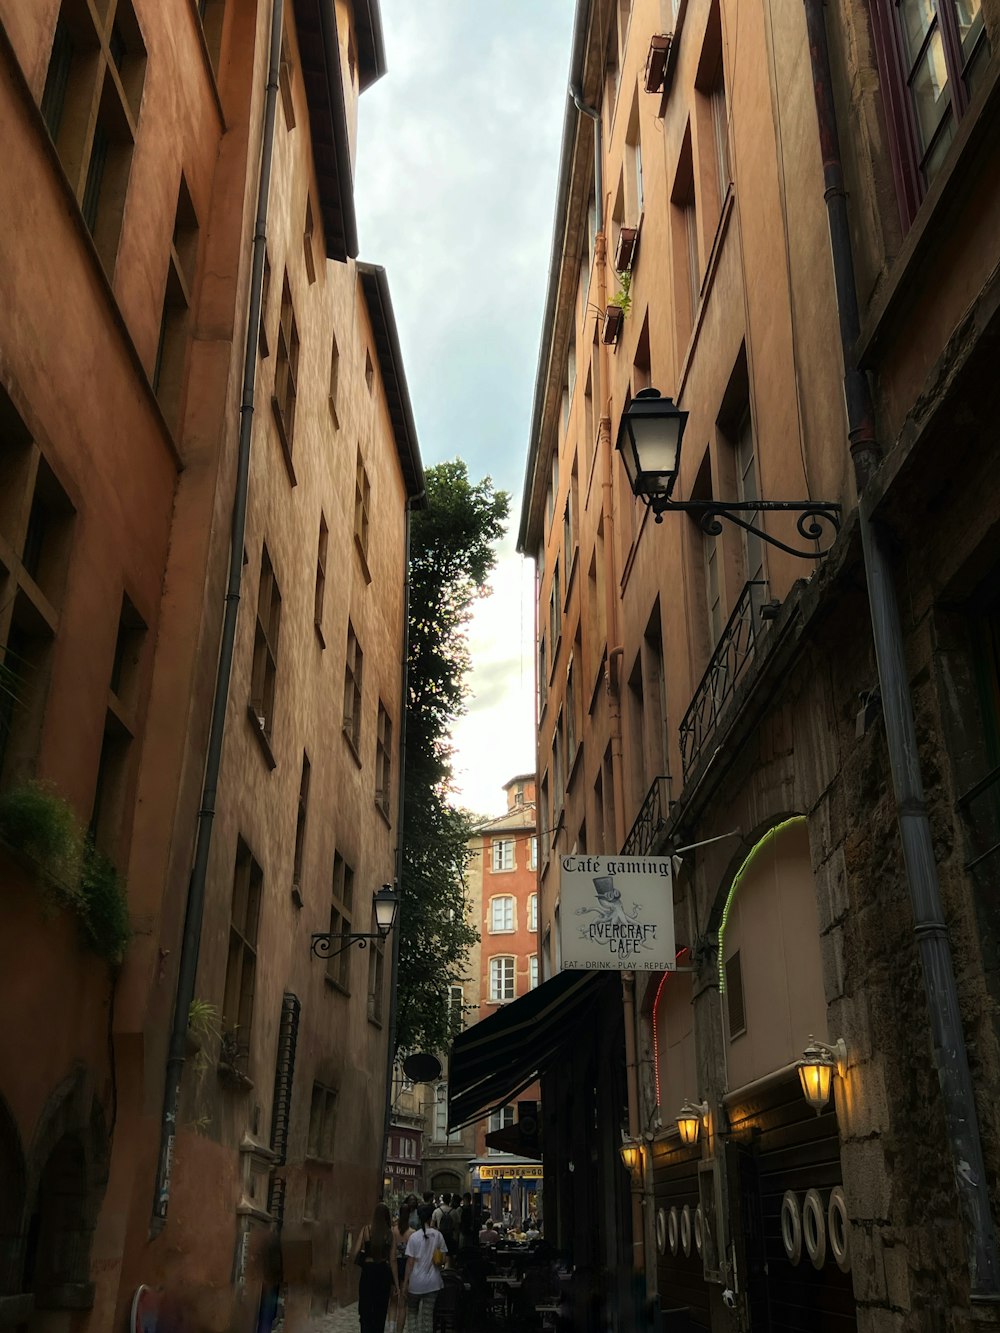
[558,854,675,971]
[478,1164,544,1180]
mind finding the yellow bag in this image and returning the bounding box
[432,1247,444,1267]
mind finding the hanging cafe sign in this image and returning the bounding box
[558,855,676,971]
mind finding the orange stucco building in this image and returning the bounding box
[0,2,424,1330]
[506,0,1000,1328]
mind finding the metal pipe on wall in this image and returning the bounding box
[803,0,1000,1295]
[150,0,284,1234]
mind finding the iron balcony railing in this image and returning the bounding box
[679,580,768,779]
[622,775,672,858]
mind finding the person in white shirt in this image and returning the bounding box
[403,1203,447,1333]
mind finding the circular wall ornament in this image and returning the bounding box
[668,1206,679,1255]
[656,1207,667,1256]
[781,1190,802,1265]
[694,1204,704,1256]
[803,1188,827,1269]
[681,1204,692,1257]
[828,1186,851,1272]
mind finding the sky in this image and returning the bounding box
[354,3,574,818]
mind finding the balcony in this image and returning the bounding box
[622,775,671,858]
[679,581,768,779]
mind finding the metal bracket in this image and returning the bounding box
[310,932,382,960]
[649,498,841,559]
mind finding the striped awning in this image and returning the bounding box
[448,970,606,1130]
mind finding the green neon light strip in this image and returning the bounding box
[717,816,806,993]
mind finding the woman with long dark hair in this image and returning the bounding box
[391,1197,417,1332]
[353,1202,399,1333]
[402,1202,447,1333]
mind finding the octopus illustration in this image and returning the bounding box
[576,875,640,931]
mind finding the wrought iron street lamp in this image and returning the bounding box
[676,1099,709,1146]
[311,883,399,959]
[615,388,842,559]
[797,1035,847,1114]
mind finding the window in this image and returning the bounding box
[538,637,548,718]
[489,956,515,1002]
[258,250,271,357]
[375,702,392,816]
[696,2,731,218]
[303,194,317,283]
[529,836,538,871]
[529,955,539,989]
[0,403,74,783]
[196,0,226,75]
[272,273,299,474]
[368,899,385,1023]
[355,449,371,568]
[291,753,310,897]
[671,126,699,351]
[365,350,375,394]
[90,712,130,860]
[725,950,746,1038]
[326,850,354,990]
[566,658,578,773]
[549,561,562,648]
[489,1105,515,1134]
[153,176,198,431]
[222,840,263,1049]
[307,1083,337,1160]
[109,593,146,713]
[492,839,514,872]
[490,895,514,933]
[448,985,465,1031]
[434,1088,460,1144]
[328,328,341,425]
[625,96,643,222]
[872,0,989,221]
[250,546,281,747]
[314,513,328,641]
[278,29,295,129]
[343,620,363,754]
[41,0,146,275]
[552,713,564,807]
[529,894,538,932]
[304,1175,323,1220]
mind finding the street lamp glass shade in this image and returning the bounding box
[615,388,688,503]
[619,1141,642,1174]
[797,1040,836,1114]
[373,884,399,936]
[676,1101,703,1146]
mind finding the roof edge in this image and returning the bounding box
[357,263,426,502]
[356,0,387,90]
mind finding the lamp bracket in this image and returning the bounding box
[810,1036,848,1075]
[649,498,841,560]
[310,931,385,960]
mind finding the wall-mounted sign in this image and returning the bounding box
[478,1164,544,1181]
[558,855,675,971]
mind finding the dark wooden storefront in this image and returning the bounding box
[652,1077,856,1331]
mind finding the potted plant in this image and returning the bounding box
[603,270,632,344]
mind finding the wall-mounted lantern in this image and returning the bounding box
[311,884,399,959]
[797,1036,848,1114]
[676,1099,709,1146]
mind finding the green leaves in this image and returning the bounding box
[397,461,509,1056]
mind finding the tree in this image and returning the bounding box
[395,460,509,1056]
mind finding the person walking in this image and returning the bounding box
[402,1203,446,1333]
[392,1199,416,1333]
[353,1203,398,1333]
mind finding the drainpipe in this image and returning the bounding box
[381,492,423,1175]
[803,0,1000,1295]
[150,0,284,1234]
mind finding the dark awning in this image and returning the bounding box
[448,970,606,1130]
